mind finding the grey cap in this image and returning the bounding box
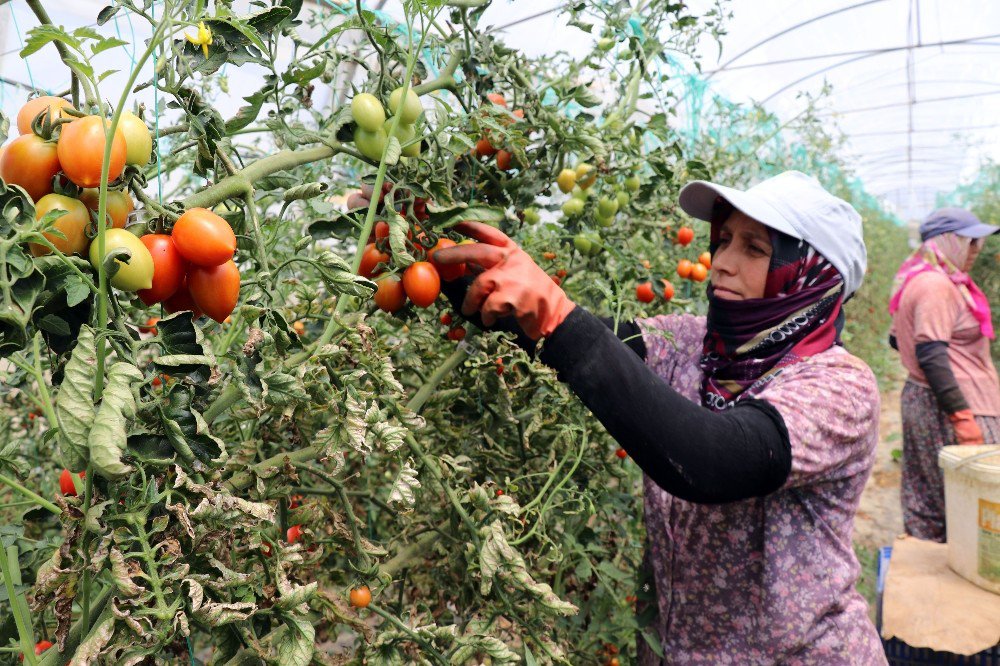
[920,207,999,241]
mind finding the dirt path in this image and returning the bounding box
[854,374,905,551]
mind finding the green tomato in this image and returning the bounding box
[523,208,540,225]
[562,198,585,217]
[119,111,152,166]
[556,168,577,193]
[351,93,386,132]
[571,186,589,201]
[383,118,420,157]
[616,190,630,208]
[388,87,423,124]
[89,228,154,291]
[597,196,619,217]
[575,163,597,189]
[597,37,614,51]
[624,175,641,192]
[573,234,592,254]
[595,212,615,228]
[355,127,388,161]
[587,234,603,256]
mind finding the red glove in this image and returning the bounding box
[432,222,576,340]
[949,409,985,445]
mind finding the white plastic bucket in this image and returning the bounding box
[939,444,1000,594]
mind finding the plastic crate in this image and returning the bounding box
[877,545,1000,665]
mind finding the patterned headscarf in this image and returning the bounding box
[888,233,993,339]
[700,198,846,412]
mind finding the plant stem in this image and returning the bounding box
[0,473,60,515]
[0,546,37,666]
[24,0,98,106]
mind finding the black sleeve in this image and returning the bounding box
[915,340,969,413]
[598,317,646,359]
[539,307,792,504]
[889,334,898,351]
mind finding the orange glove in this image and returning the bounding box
[949,409,985,445]
[432,222,576,340]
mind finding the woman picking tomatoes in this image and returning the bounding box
[434,171,885,664]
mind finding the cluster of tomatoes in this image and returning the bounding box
[473,93,525,172]
[140,207,241,323]
[350,85,423,161]
[635,227,712,304]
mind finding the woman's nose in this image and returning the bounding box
[711,245,735,275]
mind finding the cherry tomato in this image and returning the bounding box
[350,585,372,608]
[440,312,453,326]
[137,234,186,306]
[550,275,562,286]
[636,282,655,303]
[164,276,203,319]
[476,138,497,158]
[354,127,388,161]
[17,96,73,135]
[351,93,386,131]
[19,639,54,661]
[542,251,557,261]
[293,320,305,336]
[496,489,504,496]
[188,260,240,323]
[118,111,152,166]
[388,87,423,123]
[699,251,712,268]
[171,207,237,266]
[89,228,155,291]
[30,194,90,257]
[57,115,127,188]
[401,261,440,308]
[286,524,304,544]
[486,93,507,107]
[447,326,466,341]
[359,242,390,278]
[496,150,514,171]
[677,259,694,279]
[690,263,708,282]
[0,134,60,202]
[615,448,628,459]
[140,317,159,334]
[78,188,134,229]
[676,227,695,246]
[374,220,390,240]
[373,274,406,313]
[59,469,78,496]
[661,279,675,301]
[428,238,465,281]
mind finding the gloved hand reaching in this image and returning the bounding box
[432,222,576,340]
[949,409,985,445]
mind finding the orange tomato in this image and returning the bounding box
[676,226,694,246]
[140,317,160,334]
[57,115,127,188]
[698,251,712,269]
[137,234,186,306]
[1,134,60,202]
[350,585,372,608]
[17,96,73,134]
[171,208,237,267]
[476,138,497,158]
[496,149,514,171]
[661,279,675,301]
[163,276,203,319]
[188,260,240,323]
[79,188,134,229]
[689,263,708,282]
[676,259,694,279]
[373,274,406,313]
[359,242,390,278]
[486,93,507,107]
[401,261,440,307]
[428,238,464,281]
[635,282,655,303]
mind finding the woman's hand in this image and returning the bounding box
[433,222,576,340]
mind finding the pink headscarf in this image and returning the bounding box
[889,233,994,339]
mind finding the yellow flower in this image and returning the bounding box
[185,21,213,59]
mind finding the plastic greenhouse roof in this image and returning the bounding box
[1,1,996,224]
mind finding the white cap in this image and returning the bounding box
[678,171,867,297]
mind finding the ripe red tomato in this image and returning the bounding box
[496,150,514,171]
[163,276,203,319]
[401,261,440,307]
[171,208,237,267]
[137,234,186,306]
[19,639,54,661]
[140,316,159,334]
[496,489,504,496]
[690,263,708,283]
[374,220,390,240]
[359,242,390,278]
[699,251,712,269]
[428,238,464,281]
[286,524,303,544]
[373,274,406,313]
[17,96,73,134]
[78,188,134,229]
[29,194,90,257]
[636,282,655,303]
[447,326,466,341]
[661,279,675,301]
[676,226,694,246]
[59,468,78,496]
[440,312,453,326]
[188,260,240,323]
[476,138,497,158]
[615,448,628,459]
[677,259,694,279]
[0,134,60,202]
[350,585,372,608]
[57,115,127,188]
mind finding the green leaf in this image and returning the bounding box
[246,6,294,35]
[20,25,80,58]
[89,361,142,478]
[160,398,227,468]
[155,312,215,381]
[270,616,314,666]
[424,203,507,230]
[91,37,127,56]
[262,372,308,407]
[96,6,120,25]
[36,314,70,337]
[386,211,415,266]
[383,136,401,166]
[315,252,376,299]
[225,86,272,132]
[55,326,99,471]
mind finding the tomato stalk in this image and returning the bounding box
[366,604,449,662]
[0,473,60,516]
[24,0,98,107]
[0,545,38,666]
[511,429,589,546]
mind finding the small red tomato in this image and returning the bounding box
[286,524,304,544]
[261,542,273,558]
[542,251,557,261]
[556,269,567,278]
[374,220,390,240]
[699,251,712,269]
[486,93,507,107]
[171,208,237,267]
[496,489,504,496]
[476,137,497,158]
[373,274,407,313]
[163,276,203,319]
[188,260,241,323]
[359,242,390,279]
[138,234,186,306]
[550,275,562,286]
[676,227,694,246]
[140,316,160,334]
[59,469,78,496]
[447,326,466,341]
[20,640,53,661]
[401,261,441,307]
[350,585,372,608]
[496,150,514,171]
[661,279,675,301]
[440,312,453,326]
[428,238,464,282]
[289,494,303,509]
[615,448,628,459]
[636,282,655,303]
